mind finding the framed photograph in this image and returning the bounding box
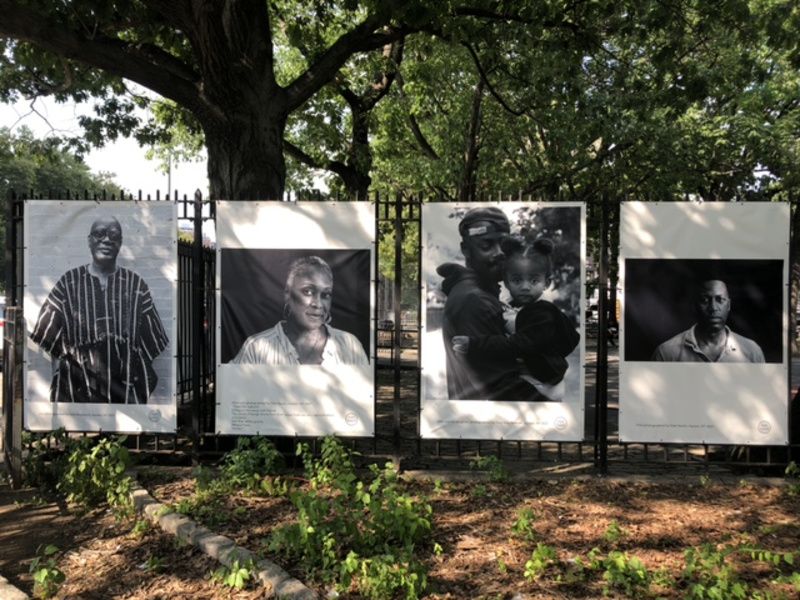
[24,200,177,433]
[420,202,586,441]
[618,201,790,444]
[215,201,375,436]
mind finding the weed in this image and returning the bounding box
[681,544,748,600]
[58,436,135,519]
[699,474,712,487]
[602,551,650,596]
[220,436,283,492]
[785,461,800,495]
[469,455,509,483]
[171,488,230,528]
[471,483,488,499]
[268,436,433,599]
[497,557,508,574]
[143,555,165,573]
[211,558,255,590]
[29,544,65,599]
[524,543,558,581]
[603,519,626,545]
[130,519,150,538]
[511,507,538,542]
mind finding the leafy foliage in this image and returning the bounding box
[210,558,256,591]
[219,436,284,492]
[29,544,65,599]
[267,436,434,599]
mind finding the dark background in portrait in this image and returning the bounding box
[220,248,371,363]
[624,259,784,363]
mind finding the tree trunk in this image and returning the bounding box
[202,108,288,200]
[344,104,373,199]
[458,79,484,202]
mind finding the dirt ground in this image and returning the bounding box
[4,466,798,599]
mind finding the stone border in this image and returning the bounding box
[0,573,29,600]
[129,478,318,599]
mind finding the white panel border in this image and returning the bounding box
[215,201,376,436]
[618,201,790,444]
[420,201,586,441]
[23,200,178,433]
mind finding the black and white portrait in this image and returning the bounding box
[624,259,783,364]
[215,200,375,437]
[220,248,371,365]
[421,202,585,442]
[25,201,177,432]
[618,201,789,446]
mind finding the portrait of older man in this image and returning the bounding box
[30,215,170,403]
[652,279,765,363]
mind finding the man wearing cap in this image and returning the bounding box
[436,207,535,400]
[652,279,765,363]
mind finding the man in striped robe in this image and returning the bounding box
[30,216,169,404]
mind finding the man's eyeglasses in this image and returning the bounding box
[90,229,122,242]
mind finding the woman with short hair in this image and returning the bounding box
[232,255,368,365]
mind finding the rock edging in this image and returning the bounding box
[0,573,29,600]
[129,479,318,599]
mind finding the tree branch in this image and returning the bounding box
[396,72,439,160]
[284,139,351,181]
[285,5,410,111]
[462,42,526,116]
[0,0,200,109]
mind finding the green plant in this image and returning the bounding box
[785,461,800,495]
[171,488,229,528]
[268,437,434,599]
[220,436,283,492]
[130,519,150,538]
[603,519,626,545]
[57,436,134,518]
[524,543,558,581]
[511,507,538,542]
[340,551,428,600]
[602,551,650,596]
[211,558,255,590]
[471,483,488,499]
[681,544,748,600]
[469,455,509,483]
[699,474,712,487]
[143,555,165,573]
[29,544,65,599]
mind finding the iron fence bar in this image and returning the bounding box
[392,192,403,466]
[191,191,203,461]
[594,196,610,474]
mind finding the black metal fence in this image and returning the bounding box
[3,190,799,483]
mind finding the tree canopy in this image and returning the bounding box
[0,1,798,202]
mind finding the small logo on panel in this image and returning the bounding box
[148,410,162,423]
[553,416,568,431]
[756,420,771,435]
[344,412,359,427]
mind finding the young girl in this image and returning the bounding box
[452,236,580,401]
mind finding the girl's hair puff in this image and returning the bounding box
[501,235,555,278]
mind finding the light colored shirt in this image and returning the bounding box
[232,321,369,365]
[651,325,765,363]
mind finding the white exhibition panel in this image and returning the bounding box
[619,201,789,444]
[215,201,375,436]
[420,202,586,441]
[24,200,178,433]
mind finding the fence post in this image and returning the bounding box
[392,192,403,466]
[191,190,203,461]
[594,195,610,475]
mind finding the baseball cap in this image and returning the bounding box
[458,206,510,239]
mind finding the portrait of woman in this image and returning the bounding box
[228,254,369,365]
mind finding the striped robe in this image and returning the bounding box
[31,265,169,404]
